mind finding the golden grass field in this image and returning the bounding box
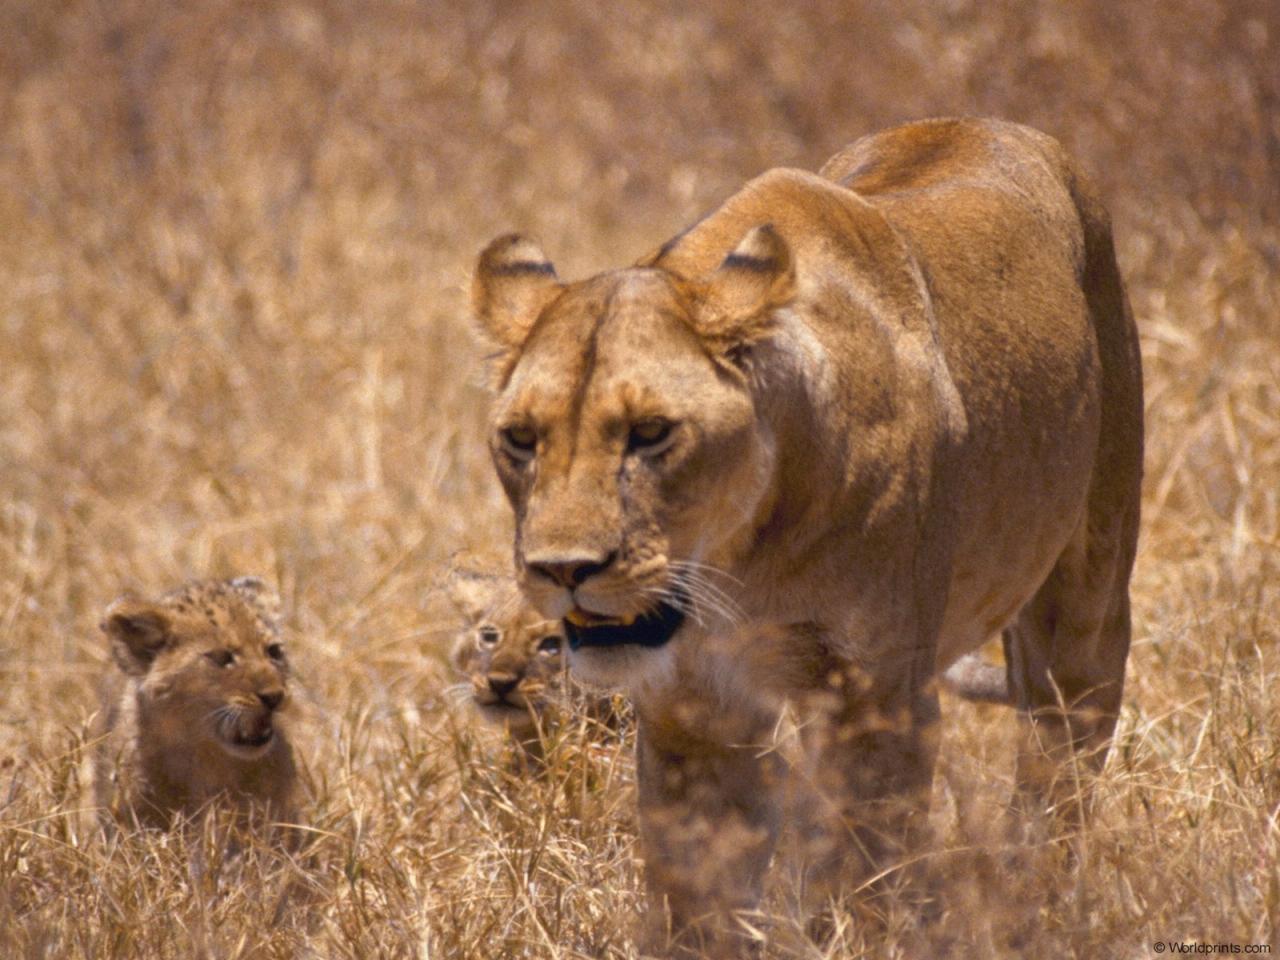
[1,0,1277,956]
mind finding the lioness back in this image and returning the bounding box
[92,577,298,830]
[823,118,1144,669]
[649,117,1142,671]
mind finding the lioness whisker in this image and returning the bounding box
[669,563,747,611]
[485,590,524,624]
[668,559,744,588]
[645,582,742,631]
[664,575,745,628]
[676,576,745,625]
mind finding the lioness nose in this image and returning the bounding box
[257,689,284,711]
[488,673,520,698]
[529,552,617,589]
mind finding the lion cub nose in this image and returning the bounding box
[529,551,617,589]
[257,689,284,711]
[487,673,520,698]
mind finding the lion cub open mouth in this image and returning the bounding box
[563,599,686,651]
[220,712,278,759]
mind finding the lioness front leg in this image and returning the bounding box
[636,709,784,958]
[796,660,941,924]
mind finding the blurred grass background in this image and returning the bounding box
[1,1,1277,956]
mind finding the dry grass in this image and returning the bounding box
[1,0,1278,956]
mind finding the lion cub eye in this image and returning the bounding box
[477,625,501,647]
[265,643,286,662]
[537,634,563,656]
[499,424,537,462]
[205,649,235,668]
[627,418,676,455]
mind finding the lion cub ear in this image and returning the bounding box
[443,563,507,624]
[694,224,795,351]
[472,235,562,351]
[228,576,282,626]
[101,595,171,676]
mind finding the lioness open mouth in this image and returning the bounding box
[563,598,686,651]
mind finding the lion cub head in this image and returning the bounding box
[95,577,297,828]
[445,563,568,742]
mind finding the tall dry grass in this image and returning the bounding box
[1,0,1277,956]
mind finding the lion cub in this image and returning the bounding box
[92,577,298,830]
[446,564,569,746]
[445,562,619,760]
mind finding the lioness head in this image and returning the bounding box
[445,564,568,737]
[473,228,794,687]
[102,577,291,761]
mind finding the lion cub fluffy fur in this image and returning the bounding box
[444,559,619,758]
[446,563,568,738]
[92,577,298,830]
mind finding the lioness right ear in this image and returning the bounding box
[471,234,562,351]
[694,223,795,352]
[101,596,170,676]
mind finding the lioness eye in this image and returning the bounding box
[628,418,675,455]
[265,643,285,661]
[478,625,501,646]
[499,424,537,462]
[537,634,562,656]
[206,649,235,668]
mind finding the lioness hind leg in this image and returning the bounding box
[1003,502,1138,821]
[1005,168,1142,822]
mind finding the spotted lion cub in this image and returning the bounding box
[446,564,571,754]
[92,577,298,830]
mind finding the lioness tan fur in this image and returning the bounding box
[92,577,299,831]
[472,117,1143,952]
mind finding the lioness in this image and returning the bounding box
[472,117,1142,951]
[92,577,299,831]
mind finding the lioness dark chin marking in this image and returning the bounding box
[563,597,686,651]
[474,117,1142,955]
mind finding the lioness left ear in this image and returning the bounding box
[471,234,562,351]
[694,224,795,350]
